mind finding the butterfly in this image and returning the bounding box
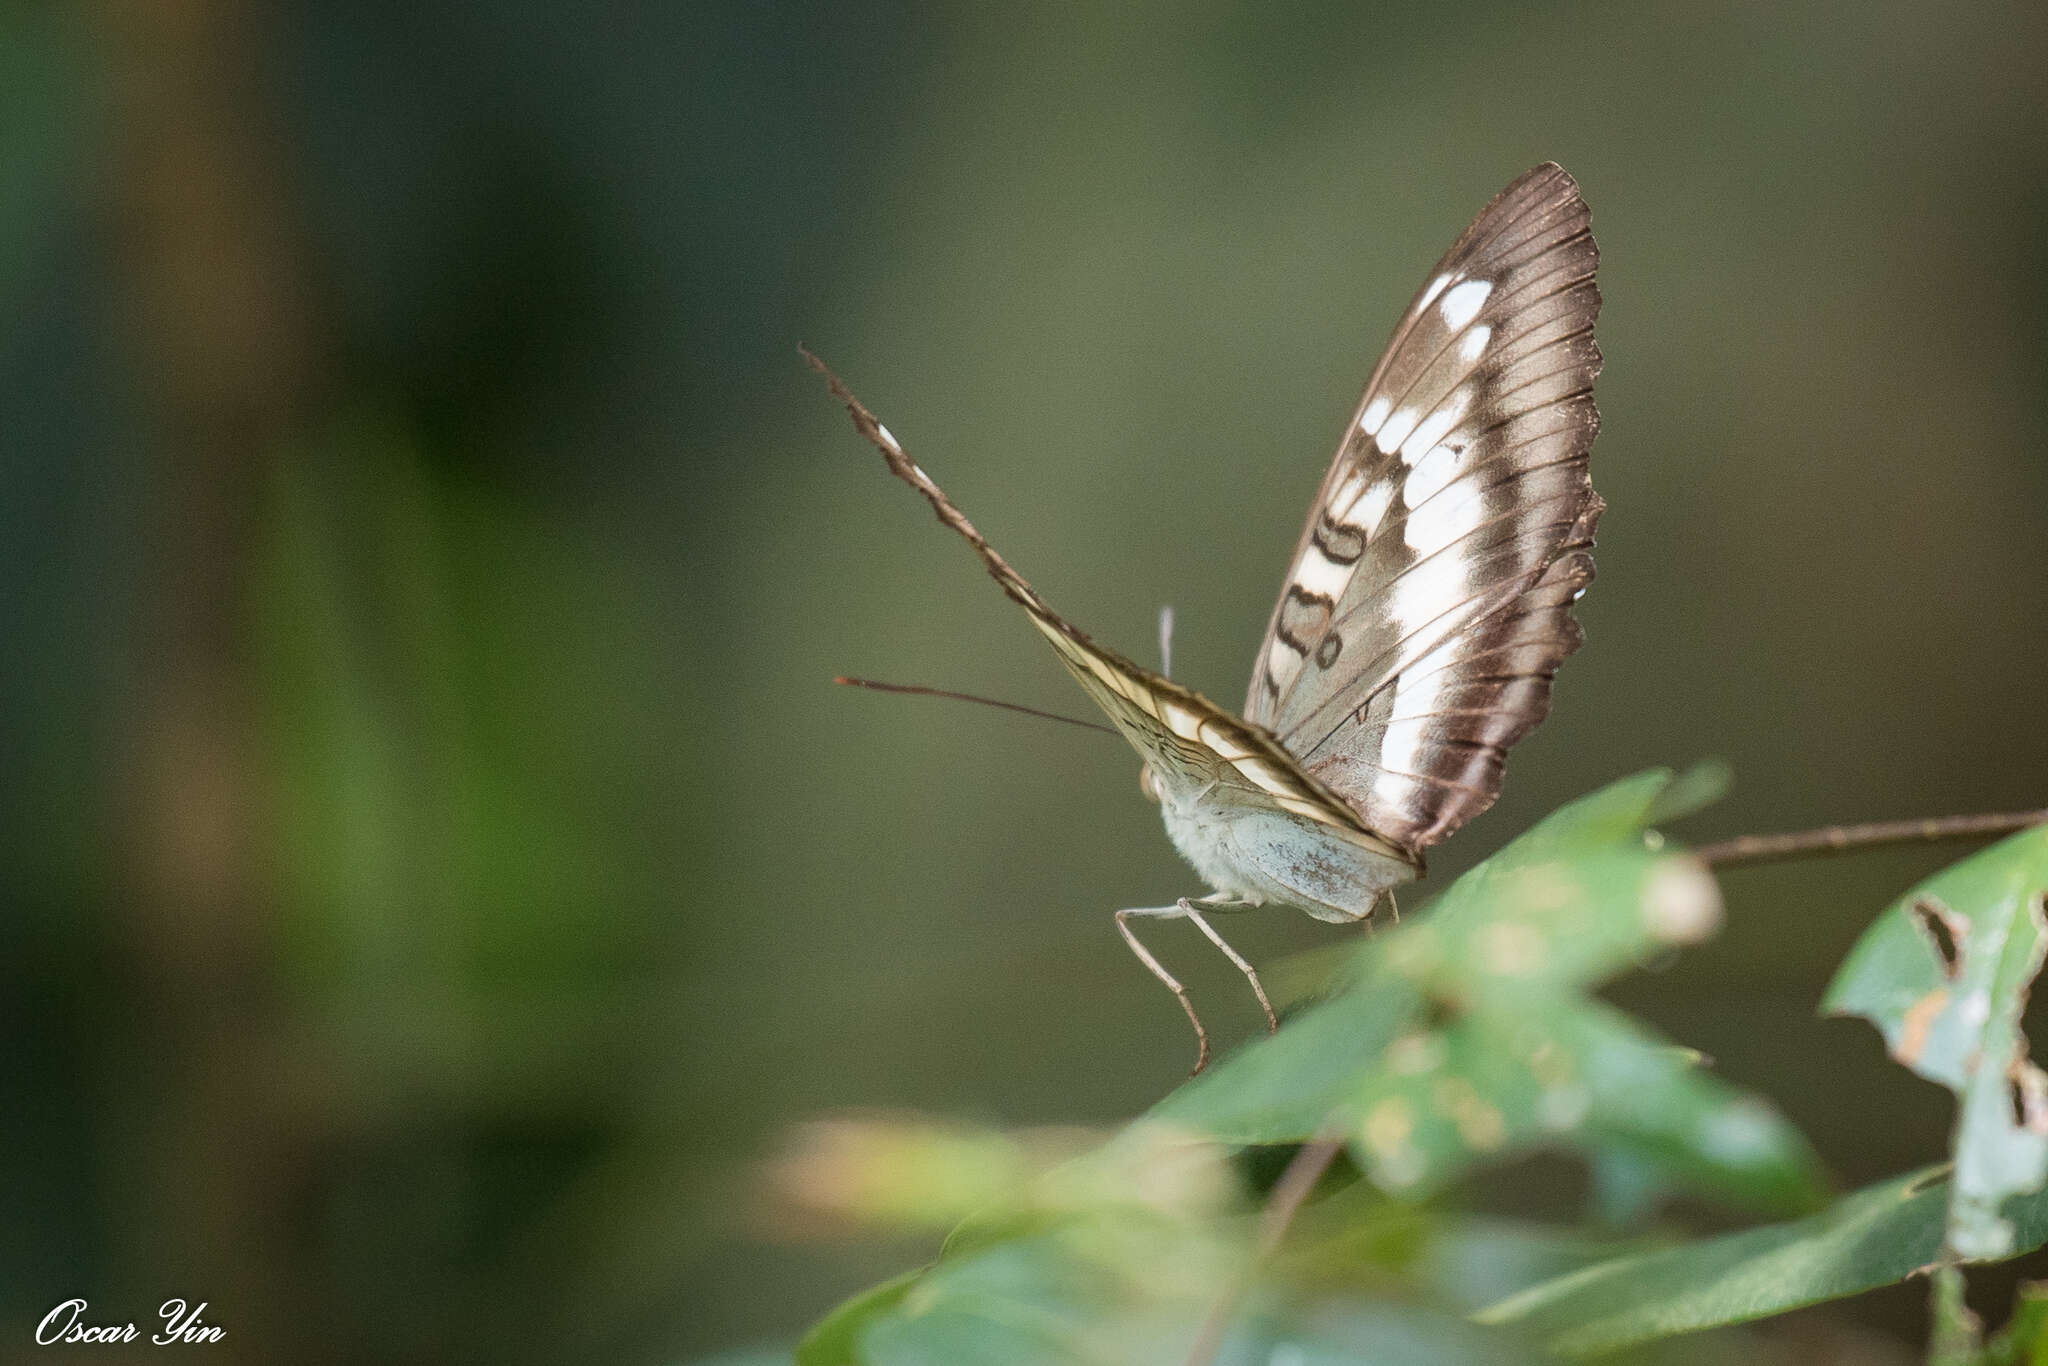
[810,162,1602,1071]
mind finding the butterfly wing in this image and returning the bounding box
[1243,163,1603,853]
[805,348,1408,862]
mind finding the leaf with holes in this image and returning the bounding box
[1823,826,2048,1259]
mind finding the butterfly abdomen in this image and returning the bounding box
[1155,781,1416,923]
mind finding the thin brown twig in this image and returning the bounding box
[1183,1134,1346,1366]
[1694,809,2047,868]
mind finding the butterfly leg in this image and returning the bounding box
[1356,887,1401,937]
[1178,898,1278,1035]
[1115,905,1211,1074]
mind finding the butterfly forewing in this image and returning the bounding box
[1244,162,1603,853]
[801,348,1405,850]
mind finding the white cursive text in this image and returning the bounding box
[34,1298,223,1347]
[154,1300,223,1345]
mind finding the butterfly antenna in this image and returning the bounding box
[1157,604,1174,680]
[833,676,1117,736]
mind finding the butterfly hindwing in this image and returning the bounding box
[1243,163,1603,853]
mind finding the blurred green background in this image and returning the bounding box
[3,2,2045,1361]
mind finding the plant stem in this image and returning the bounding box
[1927,1265,1982,1366]
[1694,810,2047,868]
[1183,1135,1346,1366]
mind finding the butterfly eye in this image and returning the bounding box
[1138,765,1161,804]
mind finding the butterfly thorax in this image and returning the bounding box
[1143,761,1418,925]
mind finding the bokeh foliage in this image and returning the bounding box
[788,793,2048,1364]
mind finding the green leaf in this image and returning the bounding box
[1155,769,1716,1146]
[1495,767,1681,850]
[1147,963,1421,1142]
[805,1204,1561,1366]
[861,1235,1131,1366]
[1986,1281,2048,1365]
[1643,757,1734,826]
[859,1215,1243,1366]
[1381,774,1725,1005]
[1824,827,2048,1258]
[1405,1216,1640,1314]
[1587,1147,1674,1227]
[1344,999,1819,1210]
[1260,1303,1551,1365]
[796,1269,925,1366]
[1562,1004,1824,1215]
[1479,1166,2048,1356]
[1151,771,1816,1212]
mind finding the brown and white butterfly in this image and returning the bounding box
[811,163,1602,1070]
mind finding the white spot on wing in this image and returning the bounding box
[1293,546,1354,601]
[1460,323,1491,363]
[1401,403,1462,461]
[1359,396,1391,436]
[1375,561,1473,782]
[1417,274,1451,312]
[1354,480,1395,539]
[877,422,902,452]
[1391,563,1469,642]
[1404,477,1486,553]
[1375,703,1431,790]
[1403,442,1462,507]
[1439,279,1493,330]
[1325,467,1367,518]
[1375,406,1422,455]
